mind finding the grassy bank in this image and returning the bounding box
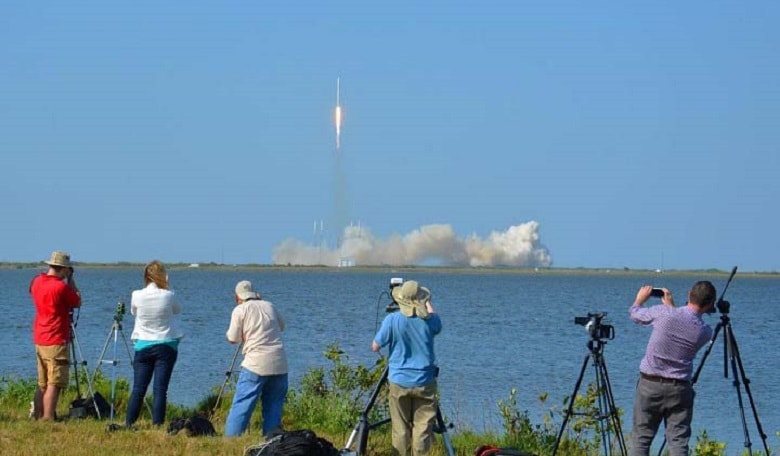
[1,345,775,455]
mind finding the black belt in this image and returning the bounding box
[641,372,690,386]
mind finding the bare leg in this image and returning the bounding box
[42,385,61,420]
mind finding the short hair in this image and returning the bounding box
[144,260,169,290]
[689,281,716,308]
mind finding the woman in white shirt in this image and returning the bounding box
[125,260,182,427]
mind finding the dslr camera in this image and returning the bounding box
[574,312,615,340]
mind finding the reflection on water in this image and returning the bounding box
[2,267,778,450]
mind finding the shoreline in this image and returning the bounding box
[2,262,777,277]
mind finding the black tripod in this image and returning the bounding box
[210,342,243,418]
[343,365,455,456]
[553,334,627,456]
[68,317,102,418]
[687,303,769,454]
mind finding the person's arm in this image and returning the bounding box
[629,286,656,324]
[275,306,285,332]
[371,340,380,352]
[226,308,243,344]
[66,267,81,308]
[633,285,652,308]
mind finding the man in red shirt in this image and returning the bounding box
[30,251,81,420]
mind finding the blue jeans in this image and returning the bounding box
[126,344,178,426]
[225,369,288,437]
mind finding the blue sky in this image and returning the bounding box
[1,1,778,271]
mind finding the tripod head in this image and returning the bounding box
[710,266,737,316]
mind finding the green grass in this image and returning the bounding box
[3,346,775,456]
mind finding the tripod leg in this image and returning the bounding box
[211,343,242,418]
[596,356,627,456]
[553,353,591,456]
[70,326,102,418]
[434,404,455,456]
[726,325,771,455]
[92,325,116,387]
[355,367,388,456]
[732,344,771,455]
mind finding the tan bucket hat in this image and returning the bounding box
[391,280,431,319]
[44,251,72,268]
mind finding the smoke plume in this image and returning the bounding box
[272,221,552,267]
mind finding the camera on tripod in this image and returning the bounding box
[385,277,404,313]
[574,312,615,340]
[114,300,126,323]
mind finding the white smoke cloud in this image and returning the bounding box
[272,221,553,267]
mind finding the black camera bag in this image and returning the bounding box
[69,392,111,419]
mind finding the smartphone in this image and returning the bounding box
[650,288,664,298]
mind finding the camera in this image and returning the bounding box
[385,278,404,313]
[574,312,615,340]
[114,300,126,322]
[650,288,664,298]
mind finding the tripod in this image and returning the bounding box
[92,300,146,421]
[210,342,243,418]
[343,365,455,456]
[553,336,627,456]
[684,301,769,455]
[68,318,102,418]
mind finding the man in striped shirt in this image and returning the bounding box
[629,281,716,456]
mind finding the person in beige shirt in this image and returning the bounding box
[224,280,288,437]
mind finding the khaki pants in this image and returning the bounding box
[388,380,438,456]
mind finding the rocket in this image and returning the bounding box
[334,77,342,150]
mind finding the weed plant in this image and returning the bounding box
[2,344,776,456]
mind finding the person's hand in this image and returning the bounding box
[659,288,675,307]
[634,285,653,306]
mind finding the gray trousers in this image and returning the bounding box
[631,376,695,456]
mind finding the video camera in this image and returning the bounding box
[574,312,615,340]
[385,278,403,313]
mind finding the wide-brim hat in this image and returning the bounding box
[391,280,431,319]
[235,280,262,301]
[44,251,72,268]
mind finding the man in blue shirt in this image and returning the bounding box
[629,281,716,456]
[373,280,443,456]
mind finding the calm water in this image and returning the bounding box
[2,267,778,453]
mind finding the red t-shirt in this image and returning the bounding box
[30,273,81,345]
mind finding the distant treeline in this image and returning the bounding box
[1,262,776,276]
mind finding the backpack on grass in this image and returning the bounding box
[244,429,340,456]
[474,444,538,456]
[167,414,217,437]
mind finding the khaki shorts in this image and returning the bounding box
[36,344,70,389]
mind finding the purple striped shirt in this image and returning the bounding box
[629,304,713,380]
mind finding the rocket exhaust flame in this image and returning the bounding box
[334,77,342,150]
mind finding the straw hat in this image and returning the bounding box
[391,280,431,319]
[44,251,72,268]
